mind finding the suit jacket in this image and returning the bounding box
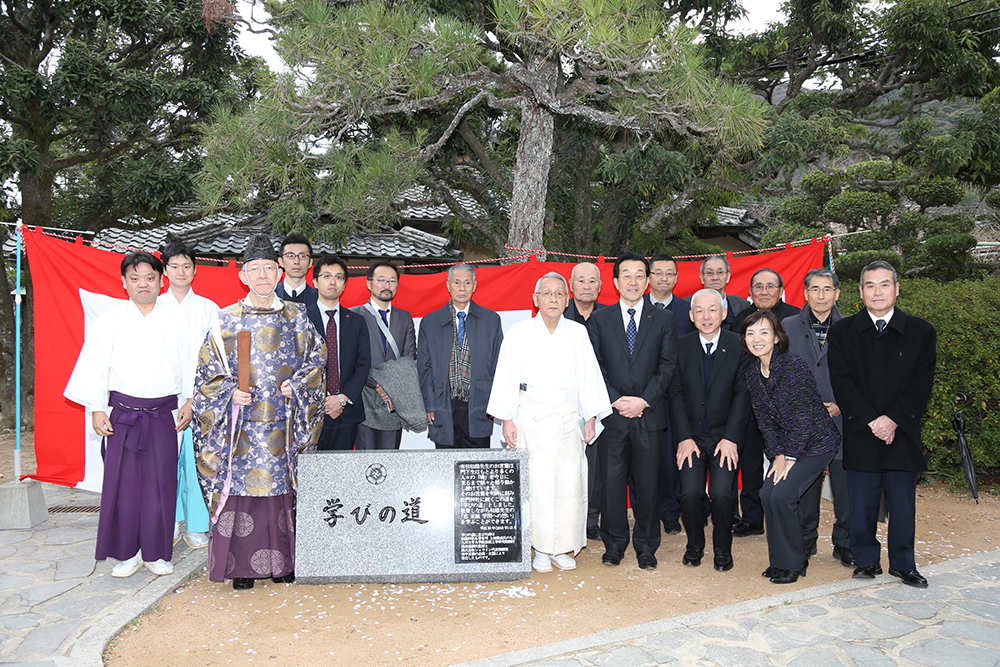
[563,299,607,324]
[276,281,318,309]
[350,303,417,389]
[731,299,800,333]
[783,305,843,435]
[668,329,751,447]
[721,294,751,329]
[828,308,936,473]
[644,293,693,337]
[587,301,677,432]
[306,302,371,424]
[417,301,504,445]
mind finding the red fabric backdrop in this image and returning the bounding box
[22,229,824,487]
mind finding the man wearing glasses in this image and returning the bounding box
[275,233,317,308]
[307,255,372,451]
[698,255,750,329]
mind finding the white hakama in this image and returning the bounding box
[488,316,611,556]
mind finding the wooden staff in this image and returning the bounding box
[237,331,251,392]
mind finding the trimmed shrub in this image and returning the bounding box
[773,194,822,225]
[800,170,844,204]
[839,230,893,252]
[835,249,903,281]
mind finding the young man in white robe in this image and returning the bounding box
[64,252,190,577]
[159,241,220,549]
[487,272,612,573]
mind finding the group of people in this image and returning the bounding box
[64,232,936,592]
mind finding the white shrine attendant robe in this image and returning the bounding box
[158,289,220,393]
[487,315,612,555]
[65,299,188,415]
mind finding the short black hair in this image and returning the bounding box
[367,260,399,280]
[750,267,783,289]
[121,251,163,278]
[279,232,312,256]
[860,259,898,284]
[613,252,649,278]
[314,254,348,281]
[650,253,677,268]
[739,310,790,355]
[160,241,196,266]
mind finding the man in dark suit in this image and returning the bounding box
[644,253,692,538]
[418,264,503,449]
[587,252,677,570]
[829,260,936,588]
[699,255,750,330]
[350,261,417,450]
[306,255,371,451]
[669,288,751,570]
[275,233,318,308]
[564,261,608,540]
[731,268,801,538]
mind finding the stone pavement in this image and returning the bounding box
[0,482,206,667]
[455,550,1000,667]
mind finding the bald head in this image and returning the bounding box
[570,262,602,305]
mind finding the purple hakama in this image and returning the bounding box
[207,494,296,580]
[96,391,178,563]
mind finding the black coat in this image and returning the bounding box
[587,302,677,432]
[644,293,693,337]
[731,299,800,333]
[668,329,751,447]
[564,299,607,324]
[306,302,372,425]
[828,308,936,473]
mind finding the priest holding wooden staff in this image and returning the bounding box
[487,272,611,574]
[192,234,325,590]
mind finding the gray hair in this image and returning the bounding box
[860,260,897,284]
[690,288,727,311]
[447,263,476,281]
[700,255,730,274]
[534,271,568,293]
[804,268,840,289]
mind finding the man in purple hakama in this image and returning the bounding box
[65,252,190,578]
[193,234,325,590]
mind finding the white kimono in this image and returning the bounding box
[487,315,611,555]
[158,289,220,394]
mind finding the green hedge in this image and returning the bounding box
[835,277,1000,476]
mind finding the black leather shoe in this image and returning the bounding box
[832,545,856,567]
[682,547,703,567]
[888,567,928,588]
[852,564,883,579]
[587,526,601,540]
[272,572,295,584]
[637,551,657,570]
[662,519,682,535]
[713,551,733,572]
[602,549,623,566]
[732,520,765,537]
[232,578,255,590]
[770,561,808,584]
[761,566,780,578]
[805,538,817,556]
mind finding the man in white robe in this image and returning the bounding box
[64,252,190,577]
[159,241,219,549]
[487,272,612,573]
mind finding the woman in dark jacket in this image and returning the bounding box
[742,310,840,584]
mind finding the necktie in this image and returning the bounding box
[654,302,666,310]
[379,309,390,356]
[626,308,637,356]
[876,319,886,332]
[457,311,467,347]
[702,342,714,432]
[326,309,340,395]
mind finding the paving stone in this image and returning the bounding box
[962,563,1000,581]
[855,609,924,637]
[761,625,829,652]
[27,548,69,561]
[2,662,59,667]
[0,574,35,592]
[20,581,80,607]
[958,586,1000,605]
[815,617,872,641]
[42,594,118,620]
[939,620,1000,647]
[696,623,752,642]
[0,613,40,631]
[952,600,1000,622]
[0,531,30,546]
[924,572,978,588]
[641,648,676,664]
[528,661,588,667]
[890,601,946,620]
[41,528,94,546]
[15,621,76,654]
[869,585,949,602]
[4,561,52,573]
[64,542,96,559]
[787,648,848,667]
[900,638,1000,666]
[590,646,659,667]
[0,545,16,559]
[84,570,152,592]
[703,645,771,667]
[54,558,95,581]
[824,593,879,609]
[645,631,700,649]
[838,643,897,666]
[762,603,829,623]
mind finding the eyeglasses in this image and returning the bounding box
[282,252,311,261]
[244,265,278,276]
[806,286,836,295]
[373,277,398,286]
[618,272,647,283]
[702,269,728,277]
[752,282,780,292]
[317,273,346,282]
[535,290,567,300]
[651,270,677,278]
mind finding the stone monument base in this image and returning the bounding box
[0,480,48,530]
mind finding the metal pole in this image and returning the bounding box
[14,222,22,479]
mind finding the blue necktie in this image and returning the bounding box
[626,308,637,356]
[457,311,466,347]
[379,309,390,356]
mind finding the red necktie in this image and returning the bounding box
[326,309,340,394]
